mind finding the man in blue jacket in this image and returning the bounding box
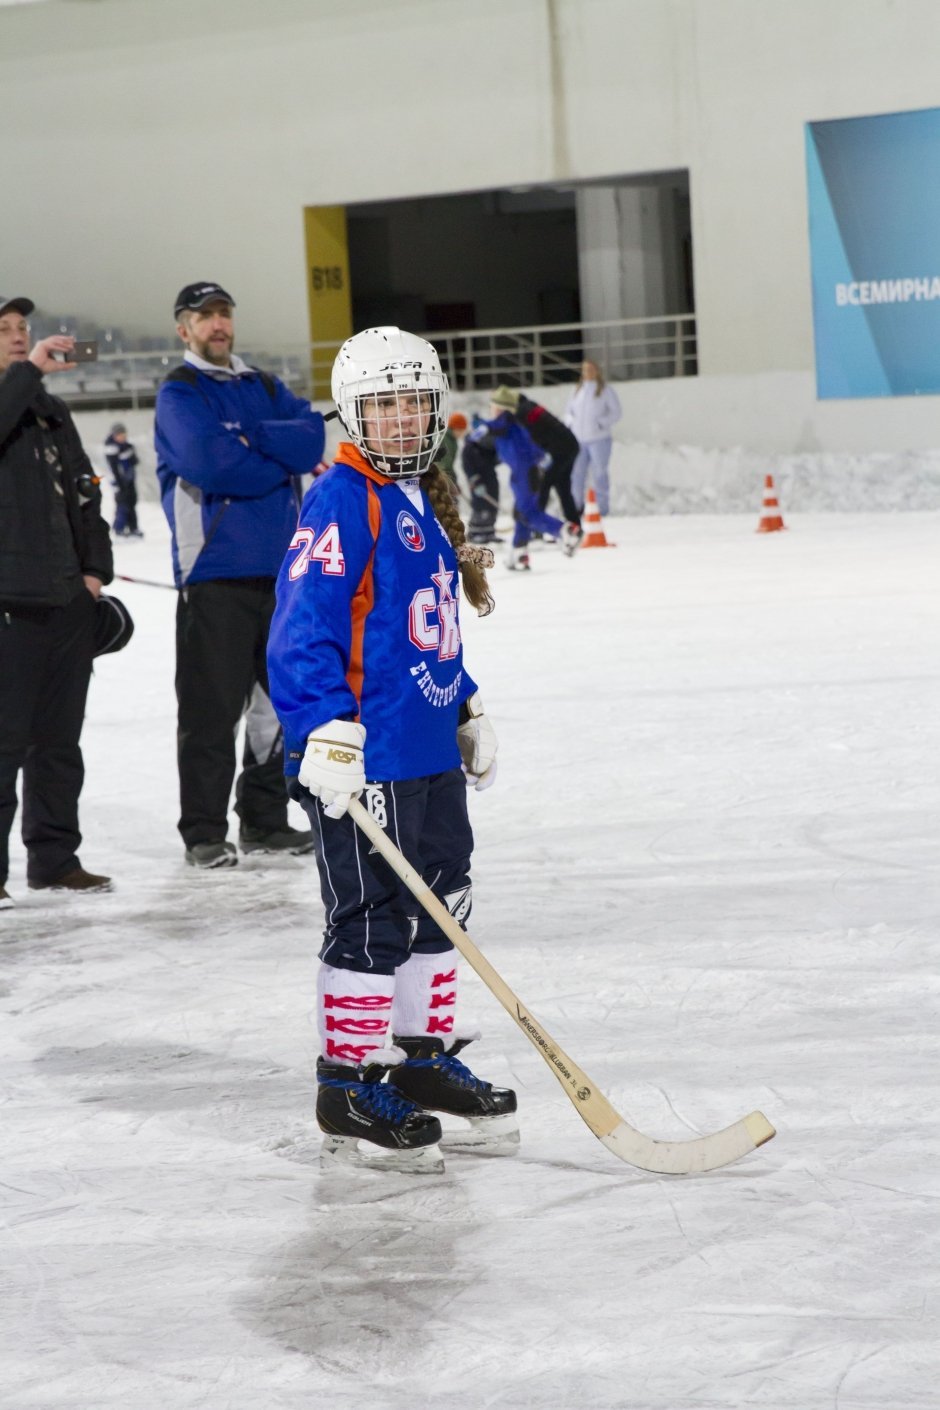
[155,281,325,869]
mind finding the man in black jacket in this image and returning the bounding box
[0,295,115,909]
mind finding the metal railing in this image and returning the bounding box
[44,313,697,409]
[423,313,697,391]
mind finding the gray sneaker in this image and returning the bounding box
[185,841,238,869]
[238,825,314,856]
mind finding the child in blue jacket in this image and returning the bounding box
[104,423,141,537]
[268,326,517,1171]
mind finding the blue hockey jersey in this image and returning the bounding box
[268,444,478,782]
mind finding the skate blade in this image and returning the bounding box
[440,1112,520,1156]
[319,1134,445,1174]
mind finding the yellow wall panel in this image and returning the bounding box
[304,205,353,398]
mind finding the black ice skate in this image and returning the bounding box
[316,1053,443,1173]
[389,1037,520,1155]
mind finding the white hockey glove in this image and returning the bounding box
[457,692,498,792]
[299,719,366,820]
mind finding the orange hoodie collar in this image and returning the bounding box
[336,441,396,487]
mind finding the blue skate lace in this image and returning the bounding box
[407,1053,488,1093]
[320,1075,419,1122]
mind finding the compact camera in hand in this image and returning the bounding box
[70,340,98,363]
[54,339,98,364]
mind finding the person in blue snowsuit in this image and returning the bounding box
[154,280,325,870]
[267,326,517,1168]
[483,407,582,570]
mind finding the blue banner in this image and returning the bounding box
[806,108,940,398]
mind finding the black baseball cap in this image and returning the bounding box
[0,295,35,318]
[173,282,235,318]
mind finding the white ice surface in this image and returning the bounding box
[2,501,939,1410]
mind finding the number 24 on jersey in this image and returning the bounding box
[288,524,345,578]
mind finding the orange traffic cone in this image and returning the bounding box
[580,489,615,548]
[756,473,786,533]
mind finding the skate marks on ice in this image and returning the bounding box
[237,1152,796,1410]
[237,1169,488,1399]
[28,1038,308,1138]
[238,1161,600,1405]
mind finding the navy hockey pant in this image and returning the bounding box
[292,768,473,976]
[0,590,95,886]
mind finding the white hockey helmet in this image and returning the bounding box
[331,326,449,478]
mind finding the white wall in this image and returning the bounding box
[6,0,940,448]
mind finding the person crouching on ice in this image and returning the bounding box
[484,403,583,571]
[267,326,518,1171]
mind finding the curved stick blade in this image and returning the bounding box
[600,1110,776,1175]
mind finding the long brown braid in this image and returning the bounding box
[423,465,495,616]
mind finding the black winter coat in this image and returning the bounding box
[515,392,580,463]
[0,361,113,608]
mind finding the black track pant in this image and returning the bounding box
[114,481,138,535]
[466,462,500,540]
[537,449,581,526]
[0,590,95,886]
[176,578,289,848]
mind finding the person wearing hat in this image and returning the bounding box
[482,401,581,570]
[0,295,115,908]
[154,281,326,870]
[104,421,142,537]
[490,384,583,537]
[432,410,468,487]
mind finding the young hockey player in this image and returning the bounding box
[267,326,517,1169]
[103,423,142,537]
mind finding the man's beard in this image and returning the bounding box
[193,335,233,367]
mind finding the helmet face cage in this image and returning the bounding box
[332,328,450,479]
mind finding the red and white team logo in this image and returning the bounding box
[397,509,425,553]
[409,554,460,661]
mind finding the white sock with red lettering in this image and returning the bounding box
[391,950,459,1041]
[317,964,395,1067]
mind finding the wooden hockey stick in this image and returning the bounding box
[348,797,775,1175]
